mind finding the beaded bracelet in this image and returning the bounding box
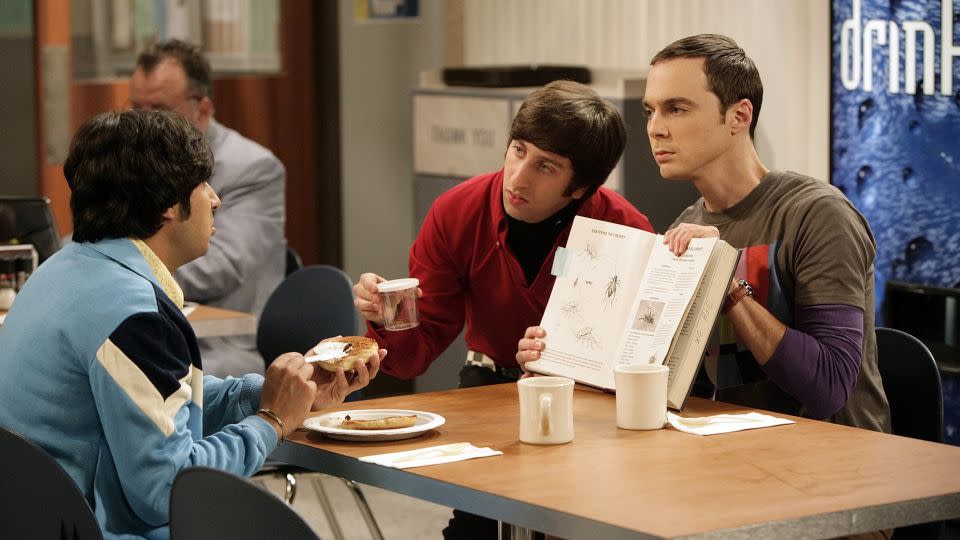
[256,408,285,446]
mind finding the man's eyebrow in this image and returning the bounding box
[642,97,697,108]
[541,155,566,168]
[533,150,568,168]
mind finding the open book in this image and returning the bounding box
[525,216,739,410]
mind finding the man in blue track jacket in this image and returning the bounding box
[0,110,382,539]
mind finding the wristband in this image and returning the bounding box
[722,279,755,315]
[256,408,285,446]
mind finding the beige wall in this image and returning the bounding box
[460,0,830,182]
[338,0,831,284]
[338,0,445,281]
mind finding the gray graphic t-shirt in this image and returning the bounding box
[673,170,890,433]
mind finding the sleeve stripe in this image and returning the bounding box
[96,339,199,436]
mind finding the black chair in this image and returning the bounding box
[877,327,944,443]
[255,265,382,540]
[0,426,103,540]
[876,327,945,539]
[257,265,359,363]
[286,245,303,276]
[170,467,318,540]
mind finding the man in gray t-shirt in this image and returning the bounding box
[518,34,889,433]
[643,35,889,432]
[671,170,889,432]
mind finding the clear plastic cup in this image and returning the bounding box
[378,278,420,331]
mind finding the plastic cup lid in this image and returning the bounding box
[377,278,420,293]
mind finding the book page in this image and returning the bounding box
[613,237,718,374]
[528,216,655,388]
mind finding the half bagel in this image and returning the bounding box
[308,336,378,372]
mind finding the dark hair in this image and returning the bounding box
[65,110,213,242]
[651,34,763,139]
[136,39,212,100]
[509,80,626,197]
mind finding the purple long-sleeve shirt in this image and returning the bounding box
[762,304,863,419]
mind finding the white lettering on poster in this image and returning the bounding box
[840,0,959,95]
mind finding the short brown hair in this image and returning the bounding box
[136,39,212,100]
[509,80,625,198]
[651,34,763,139]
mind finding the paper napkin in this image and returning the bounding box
[667,411,795,436]
[181,302,197,317]
[359,442,502,469]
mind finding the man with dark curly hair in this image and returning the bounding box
[0,110,380,539]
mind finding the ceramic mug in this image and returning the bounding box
[518,376,575,444]
[614,364,669,430]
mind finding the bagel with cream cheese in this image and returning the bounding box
[308,336,378,372]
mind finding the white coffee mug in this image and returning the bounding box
[517,376,574,445]
[614,364,669,430]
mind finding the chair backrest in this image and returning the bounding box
[0,427,103,540]
[257,265,360,368]
[875,329,946,540]
[286,245,303,276]
[170,467,319,540]
[876,327,944,443]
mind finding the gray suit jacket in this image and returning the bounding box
[175,119,286,377]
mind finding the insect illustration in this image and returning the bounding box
[634,301,661,332]
[575,326,602,349]
[602,274,621,310]
[560,300,580,318]
[578,242,601,265]
[581,243,599,260]
[640,305,656,327]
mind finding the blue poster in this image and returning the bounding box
[831,0,960,323]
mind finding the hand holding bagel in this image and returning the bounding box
[306,336,385,411]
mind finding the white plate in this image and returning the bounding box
[301,409,445,442]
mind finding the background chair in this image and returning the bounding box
[877,327,944,443]
[255,264,382,540]
[257,265,359,362]
[0,426,103,540]
[876,327,945,539]
[286,245,303,276]
[170,467,318,540]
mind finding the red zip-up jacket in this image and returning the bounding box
[368,170,653,379]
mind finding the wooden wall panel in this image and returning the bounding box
[35,0,72,234]
[213,0,335,267]
[71,79,128,131]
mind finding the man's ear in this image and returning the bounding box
[570,186,589,200]
[729,98,753,135]
[161,205,180,223]
[195,96,214,131]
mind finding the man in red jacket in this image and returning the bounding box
[354,81,652,537]
[355,80,652,387]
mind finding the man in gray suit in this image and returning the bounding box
[130,39,286,377]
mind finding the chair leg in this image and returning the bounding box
[311,476,347,540]
[343,479,385,540]
[283,472,297,505]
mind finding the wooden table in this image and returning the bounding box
[184,304,257,338]
[1,304,256,339]
[273,384,960,539]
